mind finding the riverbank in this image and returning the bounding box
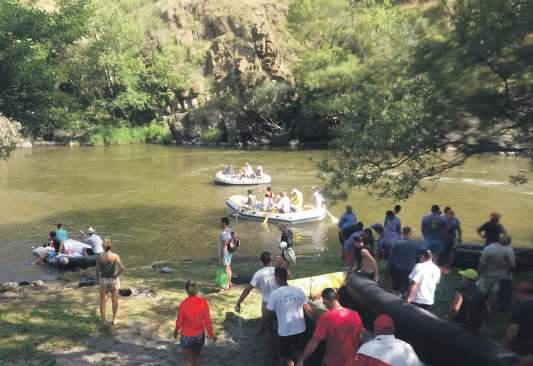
[2,248,532,365]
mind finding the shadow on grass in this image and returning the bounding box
[0,292,108,364]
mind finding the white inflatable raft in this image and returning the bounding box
[226,194,326,224]
[214,170,272,185]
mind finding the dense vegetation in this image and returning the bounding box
[0,0,531,199]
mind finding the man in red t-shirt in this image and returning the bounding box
[296,288,364,366]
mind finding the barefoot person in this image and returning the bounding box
[80,226,104,257]
[96,239,125,325]
[218,217,233,290]
[174,281,217,366]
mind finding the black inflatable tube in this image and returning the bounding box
[47,255,97,270]
[342,273,519,366]
[453,244,533,272]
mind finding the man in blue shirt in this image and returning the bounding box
[384,210,401,235]
[442,207,462,274]
[421,205,447,263]
[338,205,357,259]
[371,223,400,261]
[389,227,423,296]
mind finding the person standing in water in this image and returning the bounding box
[96,239,125,326]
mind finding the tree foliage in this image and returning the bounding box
[289,0,532,200]
[0,115,21,160]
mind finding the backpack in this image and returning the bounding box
[226,230,240,253]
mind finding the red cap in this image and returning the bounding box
[374,314,395,334]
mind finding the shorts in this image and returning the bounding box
[477,276,499,295]
[278,332,307,361]
[222,251,233,266]
[180,333,205,353]
[390,267,411,292]
[99,277,120,295]
[412,303,432,310]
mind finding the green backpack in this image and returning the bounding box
[215,266,228,288]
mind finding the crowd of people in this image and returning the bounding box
[38,205,531,366]
[240,186,325,213]
[222,162,264,179]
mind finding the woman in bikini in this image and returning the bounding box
[96,239,125,326]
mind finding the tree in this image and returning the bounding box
[301,0,532,200]
[0,0,91,139]
[0,115,21,160]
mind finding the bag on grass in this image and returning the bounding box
[215,266,228,288]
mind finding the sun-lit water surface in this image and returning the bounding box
[0,145,531,282]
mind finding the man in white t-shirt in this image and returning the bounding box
[276,192,292,214]
[407,250,441,310]
[80,227,104,256]
[235,251,278,329]
[266,267,313,366]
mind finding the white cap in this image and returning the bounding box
[87,227,96,234]
[279,241,288,250]
[291,188,298,194]
[311,185,320,191]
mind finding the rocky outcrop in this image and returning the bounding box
[156,0,295,145]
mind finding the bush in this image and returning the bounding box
[86,123,174,145]
[200,127,222,144]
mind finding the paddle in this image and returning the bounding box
[326,210,339,224]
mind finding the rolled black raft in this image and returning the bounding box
[453,244,533,272]
[342,273,519,366]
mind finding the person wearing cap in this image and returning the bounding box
[296,288,364,366]
[350,314,424,366]
[448,269,488,332]
[477,234,515,305]
[477,212,506,247]
[80,227,104,256]
[311,186,324,209]
[421,205,447,264]
[371,223,399,261]
[290,188,303,211]
[503,282,533,365]
[407,250,441,310]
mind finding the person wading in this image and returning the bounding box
[174,280,217,366]
[297,288,364,366]
[96,239,125,326]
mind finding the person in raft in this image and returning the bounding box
[174,280,217,366]
[276,191,292,214]
[349,314,424,366]
[96,239,125,326]
[297,288,364,366]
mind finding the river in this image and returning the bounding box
[0,145,532,282]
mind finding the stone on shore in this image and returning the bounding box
[1,281,18,291]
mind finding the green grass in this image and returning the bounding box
[86,123,174,146]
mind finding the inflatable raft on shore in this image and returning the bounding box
[33,239,96,270]
[341,273,519,366]
[214,170,272,185]
[226,194,326,224]
[453,244,533,272]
